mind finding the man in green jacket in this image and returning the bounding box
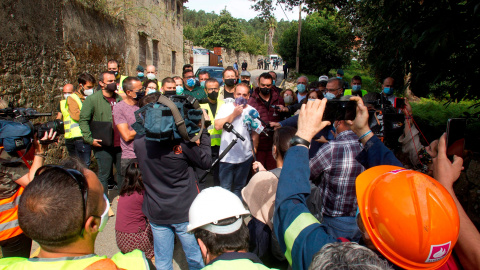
[79,71,123,195]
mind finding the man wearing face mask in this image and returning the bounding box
[268,71,282,94]
[199,78,224,187]
[145,65,161,89]
[0,160,154,269]
[136,65,146,82]
[240,70,253,94]
[344,76,368,97]
[219,67,237,100]
[56,84,74,120]
[107,59,127,100]
[324,78,345,100]
[79,71,123,195]
[248,73,285,171]
[198,70,210,90]
[296,76,309,102]
[336,69,349,90]
[182,69,207,101]
[62,74,95,167]
[113,77,144,183]
[380,77,395,105]
[161,77,178,95]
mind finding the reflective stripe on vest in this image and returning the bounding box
[283,213,320,265]
[60,95,83,139]
[0,250,149,270]
[200,100,224,147]
[0,187,24,241]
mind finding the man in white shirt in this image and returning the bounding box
[215,83,260,198]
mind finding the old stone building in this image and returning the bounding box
[0,0,185,113]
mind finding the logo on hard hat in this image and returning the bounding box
[426,242,451,263]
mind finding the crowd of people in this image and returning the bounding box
[0,60,479,270]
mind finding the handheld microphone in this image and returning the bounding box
[223,122,245,141]
[248,109,269,127]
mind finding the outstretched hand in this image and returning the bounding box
[432,133,463,192]
[346,96,370,138]
[296,99,331,142]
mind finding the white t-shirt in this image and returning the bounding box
[215,100,257,164]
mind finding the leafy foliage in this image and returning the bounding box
[277,11,355,75]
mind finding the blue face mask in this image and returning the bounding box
[383,87,393,95]
[147,89,157,95]
[176,86,184,95]
[200,81,206,89]
[308,99,317,102]
[337,76,342,80]
[324,92,336,100]
[352,85,361,92]
[186,78,195,88]
[137,72,144,78]
[297,84,306,93]
[273,80,276,86]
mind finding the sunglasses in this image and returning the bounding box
[35,165,88,224]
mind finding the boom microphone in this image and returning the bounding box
[223,122,245,141]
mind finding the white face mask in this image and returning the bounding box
[147,89,157,95]
[98,194,110,232]
[64,93,71,99]
[84,89,94,96]
[146,73,156,80]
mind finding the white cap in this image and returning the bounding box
[187,187,250,234]
[319,75,329,82]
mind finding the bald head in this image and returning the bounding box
[146,65,156,74]
[63,84,74,94]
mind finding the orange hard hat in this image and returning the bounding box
[356,165,460,269]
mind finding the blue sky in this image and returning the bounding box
[184,0,302,21]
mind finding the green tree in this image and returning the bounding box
[278,12,354,75]
[200,10,245,51]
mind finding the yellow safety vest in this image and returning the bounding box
[60,94,83,139]
[0,249,148,270]
[0,187,24,242]
[344,89,368,97]
[200,99,224,147]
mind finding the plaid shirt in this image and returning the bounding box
[309,130,365,217]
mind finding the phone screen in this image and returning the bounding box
[394,98,405,109]
[324,101,357,123]
[446,118,466,159]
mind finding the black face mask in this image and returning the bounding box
[133,91,145,101]
[224,79,236,87]
[241,80,250,85]
[105,82,117,92]
[208,91,219,100]
[259,87,271,95]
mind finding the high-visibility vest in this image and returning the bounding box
[60,94,83,139]
[200,99,224,147]
[344,89,368,97]
[0,249,149,270]
[0,187,24,242]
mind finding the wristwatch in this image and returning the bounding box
[290,135,310,148]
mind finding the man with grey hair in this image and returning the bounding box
[324,78,344,100]
[296,76,309,102]
[309,242,392,270]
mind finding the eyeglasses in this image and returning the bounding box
[35,165,88,224]
[325,87,341,93]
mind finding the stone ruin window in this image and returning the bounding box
[139,33,148,67]
[152,40,159,68]
[172,51,176,74]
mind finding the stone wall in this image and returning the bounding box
[220,48,263,71]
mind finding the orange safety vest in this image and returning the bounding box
[0,187,24,241]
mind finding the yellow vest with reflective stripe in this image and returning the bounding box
[60,94,83,139]
[200,99,224,147]
[344,89,368,97]
[0,249,148,270]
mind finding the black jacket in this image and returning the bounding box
[134,130,211,224]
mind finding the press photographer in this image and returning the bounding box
[132,92,211,270]
[0,101,58,258]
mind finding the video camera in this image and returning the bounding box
[0,106,64,153]
[132,94,205,143]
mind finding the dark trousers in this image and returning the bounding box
[219,156,254,198]
[0,233,32,258]
[93,146,122,196]
[65,137,92,167]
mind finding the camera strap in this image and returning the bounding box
[156,95,205,143]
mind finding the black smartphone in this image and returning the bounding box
[394,98,405,109]
[446,118,466,160]
[323,100,357,123]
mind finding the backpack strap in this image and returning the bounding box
[156,95,205,143]
[84,258,124,270]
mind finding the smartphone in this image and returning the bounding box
[446,118,466,160]
[323,100,357,123]
[394,98,405,109]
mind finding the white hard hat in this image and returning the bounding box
[187,187,250,234]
